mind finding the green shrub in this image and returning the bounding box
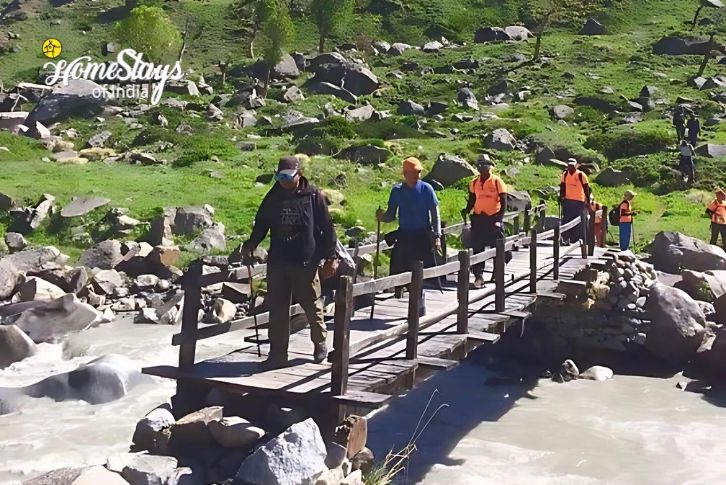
[354,118,429,140]
[585,126,671,161]
[133,127,182,146]
[173,136,239,167]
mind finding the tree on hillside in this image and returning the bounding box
[115,5,182,101]
[115,5,182,64]
[234,0,276,58]
[310,0,354,53]
[526,0,606,61]
[261,0,294,97]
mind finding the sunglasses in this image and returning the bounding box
[275,172,297,182]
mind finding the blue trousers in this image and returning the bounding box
[619,222,632,251]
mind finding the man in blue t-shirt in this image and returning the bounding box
[376,157,441,312]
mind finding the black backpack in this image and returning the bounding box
[608,203,623,227]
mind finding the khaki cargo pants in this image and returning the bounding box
[266,262,326,359]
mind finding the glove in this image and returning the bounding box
[460,208,469,219]
[240,241,256,266]
[376,208,385,222]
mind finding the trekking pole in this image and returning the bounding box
[431,235,444,294]
[370,207,382,320]
[246,261,261,357]
[631,218,637,250]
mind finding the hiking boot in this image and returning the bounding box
[473,276,485,288]
[258,356,287,371]
[313,342,328,364]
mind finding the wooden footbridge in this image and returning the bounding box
[144,204,610,432]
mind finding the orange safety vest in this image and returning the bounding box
[561,170,588,202]
[708,199,726,225]
[469,175,507,216]
[619,201,633,223]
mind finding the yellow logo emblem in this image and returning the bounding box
[42,38,62,59]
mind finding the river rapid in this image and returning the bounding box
[2,318,725,484]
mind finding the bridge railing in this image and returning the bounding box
[172,204,596,400]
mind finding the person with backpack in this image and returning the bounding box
[706,188,726,251]
[589,193,604,248]
[673,104,687,142]
[679,139,696,184]
[617,190,638,251]
[376,157,441,315]
[560,159,590,244]
[687,115,701,147]
[461,157,508,288]
[240,156,338,370]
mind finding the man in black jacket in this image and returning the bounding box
[241,156,338,370]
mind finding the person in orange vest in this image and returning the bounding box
[588,193,604,248]
[706,188,726,251]
[618,190,638,251]
[461,157,507,288]
[559,159,591,244]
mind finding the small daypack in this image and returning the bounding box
[608,204,622,227]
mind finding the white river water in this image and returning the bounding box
[2,317,725,485]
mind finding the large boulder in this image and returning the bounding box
[25,79,107,125]
[424,154,477,188]
[651,231,726,273]
[506,190,532,213]
[484,128,517,151]
[0,259,20,300]
[120,454,179,485]
[307,81,357,104]
[0,325,37,368]
[172,207,214,236]
[18,276,66,301]
[169,406,224,451]
[644,283,706,366]
[504,26,532,41]
[79,240,123,270]
[338,144,390,165]
[8,293,102,343]
[474,27,511,43]
[679,270,726,302]
[713,292,726,324]
[209,416,266,449]
[236,418,327,485]
[308,53,379,96]
[187,226,226,254]
[595,167,631,187]
[24,354,147,404]
[652,36,719,56]
[252,54,300,79]
[695,144,726,158]
[398,100,425,116]
[132,405,176,455]
[580,18,606,35]
[457,87,478,110]
[550,105,575,120]
[60,197,111,218]
[9,193,55,234]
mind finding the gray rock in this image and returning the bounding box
[86,130,112,148]
[236,418,327,485]
[504,25,531,41]
[652,36,719,56]
[25,79,107,125]
[131,152,161,165]
[389,43,413,56]
[172,207,214,236]
[551,105,575,120]
[5,246,65,274]
[132,405,175,455]
[18,276,65,301]
[398,100,426,116]
[651,231,726,273]
[695,144,726,158]
[80,240,123,270]
[212,298,237,324]
[92,269,124,295]
[136,274,160,289]
[506,190,532,213]
[338,144,390,165]
[644,284,707,366]
[484,128,517,151]
[426,101,448,116]
[10,193,55,234]
[207,103,224,120]
[0,192,15,212]
[372,40,391,53]
[488,78,509,96]
[309,53,379,96]
[10,294,102,343]
[283,85,304,103]
[595,167,631,187]
[422,40,443,53]
[60,196,111,218]
[273,54,301,78]
[209,416,265,449]
[457,87,478,110]
[22,468,86,485]
[425,154,477,187]
[474,27,511,43]
[170,406,224,451]
[345,105,375,123]
[0,325,37,368]
[4,232,27,251]
[580,18,606,35]
[578,366,613,380]
[307,81,358,104]
[187,226,226,254]
[680,270,726,301]
[235,111,258,129]
[121,454,178,485]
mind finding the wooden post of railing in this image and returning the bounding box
[601,205,608,248]
[495,239,505,312]
[176,259,203,405]
[406,261,424,360]
[553,224,561,280]
[457,250,471,334]
[587,208,596,256]
[331,275,353,396]
[580,209,588,259]
[523,208,531,233]
[513,214,521,235]
[529,228,537,293]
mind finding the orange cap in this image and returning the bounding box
[402,157,423,173]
